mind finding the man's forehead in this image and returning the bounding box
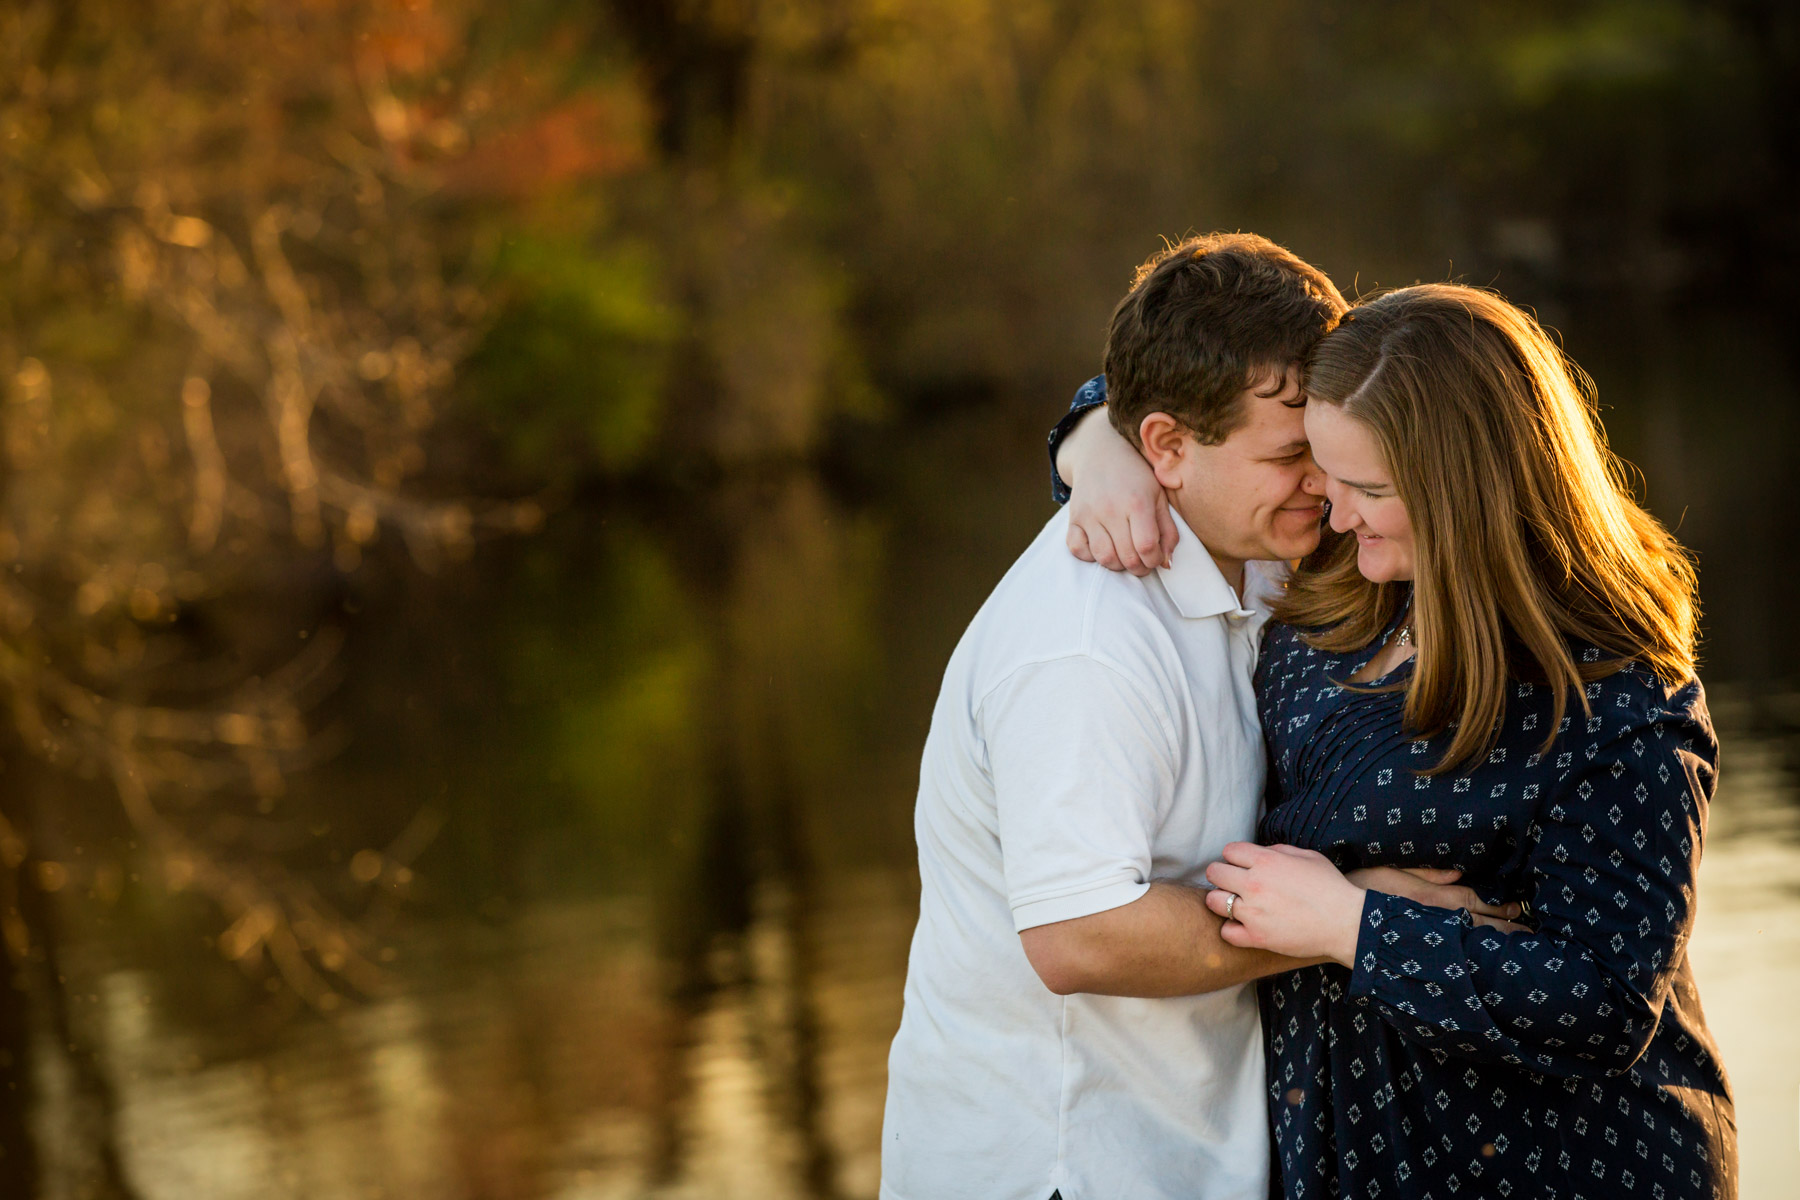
[1243,362,1303,401]
[1221,380,1309,451]
[1238,378,1309,422]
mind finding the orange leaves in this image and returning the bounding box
[443,87,652,200]
[356,0,459,79]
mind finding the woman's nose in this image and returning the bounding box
[1325,495,1355,533]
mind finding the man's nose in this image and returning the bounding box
[1300,464,1327,496]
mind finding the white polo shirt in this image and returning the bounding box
[881,507,1276,1200]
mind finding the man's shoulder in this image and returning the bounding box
[957,511,1181,694]
[986,510,1168,631]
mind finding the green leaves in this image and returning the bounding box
[463,234,677,477]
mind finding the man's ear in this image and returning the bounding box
[1137,413,1191,489]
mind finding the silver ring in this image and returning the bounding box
[1223,891,1238,921]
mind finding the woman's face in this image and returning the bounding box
[1304,402,1416,583]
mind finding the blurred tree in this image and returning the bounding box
[0,0,887,1188]
[0,0,624,1190]
[1,0,505,1013]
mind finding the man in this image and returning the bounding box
[880,233,1347,1200]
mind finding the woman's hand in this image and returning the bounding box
[1204,843,1365,966]
[1056,408,1174,576]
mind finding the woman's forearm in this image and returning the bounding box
[1053,404,1111,489]
[1347,717,1705,1077]
[1053,406,1175,575]
[1347,892,1662,1078]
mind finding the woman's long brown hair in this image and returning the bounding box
[1274,284,1700,775]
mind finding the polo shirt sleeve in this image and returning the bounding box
[978,653,1181,932]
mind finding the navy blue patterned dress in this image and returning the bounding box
[1049,379,1737,1200]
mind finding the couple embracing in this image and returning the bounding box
[880,233,1736,1200]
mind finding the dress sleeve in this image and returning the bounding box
[1048,374,1108,505]
[1346,675,1716,1080]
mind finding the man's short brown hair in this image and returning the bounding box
[1104,232,1347,446]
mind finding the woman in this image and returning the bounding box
[1051,284,1736,1199]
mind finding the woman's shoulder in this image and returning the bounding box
[1572,646,1704,712]
[1559,648,1714,761]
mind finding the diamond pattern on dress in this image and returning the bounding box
[1252,616,1737,1200]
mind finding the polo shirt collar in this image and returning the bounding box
[1157,510,1255,620]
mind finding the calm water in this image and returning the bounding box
[32,406,1800,1200]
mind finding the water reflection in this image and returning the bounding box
[80,875,912,1200]
[32,432,1800,1198]
[34,450,962,1200]
[1688,686,1800,1200]
[54,693,1800,1200]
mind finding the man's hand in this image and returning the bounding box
[1056,407,1175,576]
[1346,865,1528,933]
